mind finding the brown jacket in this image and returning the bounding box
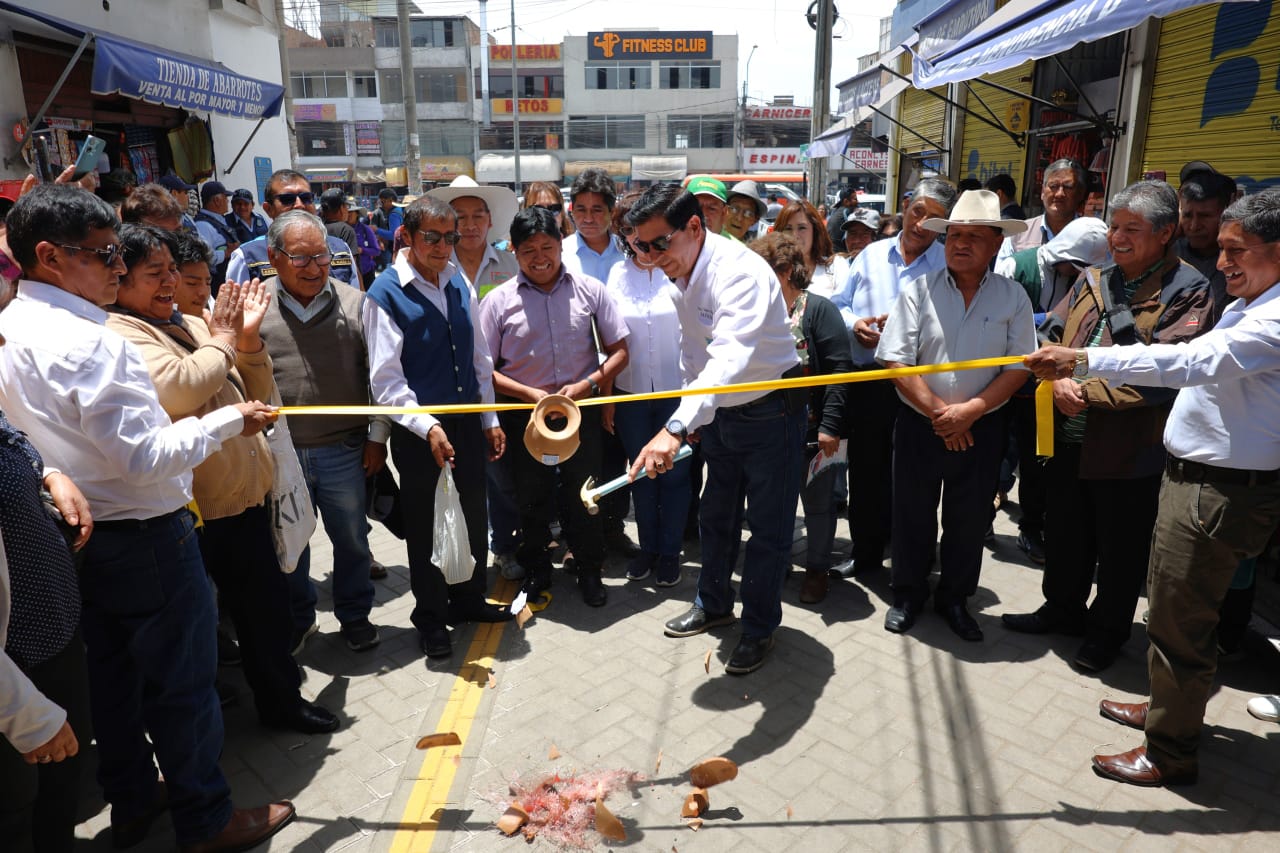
[106,312,276,519]
[1041,248,1212,478]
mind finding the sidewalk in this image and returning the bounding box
[74,500,1280,851]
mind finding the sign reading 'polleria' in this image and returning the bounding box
[587,31,713,60]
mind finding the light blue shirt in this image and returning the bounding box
[275,278,336,323]
[831,236,946,366]
[1088,282,1280,470]
[561,232,624,284]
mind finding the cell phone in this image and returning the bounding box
[71,134,105,181]
[31,135,54,183]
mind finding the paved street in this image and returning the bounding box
[74,493,1280,852]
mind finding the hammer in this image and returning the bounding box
[580,444,694,515]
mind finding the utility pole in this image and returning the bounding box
[275,0,299,164]
[397,0,420,192]
[809,0,834,206]
[510,0,521,193]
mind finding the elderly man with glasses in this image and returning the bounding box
[997,158,1089,264]
[365,197,511,660]
[723,180,768,243]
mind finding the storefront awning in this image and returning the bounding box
[835,35,916,116]
[631,155,688,182]
[911,0,1256,89]
[564,159,630,178]
[475,153,562,184]
[0,1,284,119]
[421,156,475,181]
[302,167,351,183]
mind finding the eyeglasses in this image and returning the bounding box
[273,192,315,207]
[57,243,121,266]
[727,205,759,220]
[533,204,562,216]
[277,249,332,268]
[1044,182,1078,194]
[417,230,462,246]
[631,228,680,255]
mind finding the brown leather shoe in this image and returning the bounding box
[181,802,296,853]
[1099,699,1148,730]
[798,569,829,604]
[1091,747,1197,787]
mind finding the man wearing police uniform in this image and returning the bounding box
[226,170,356,286]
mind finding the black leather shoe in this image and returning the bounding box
[111,780,168,849]
[260,700,340,734]
[1074,639,1121,672]
[578,569,607,607]
[884,602,918,634]
[605,529,642,557]
[420,626,452,658]
[1001,607,1085,636]
[937,602,984,641]
[447,600,514,626]
[522,569,552,604]
[1016,531,1046,564]
[725,634,775,674]
[664,606,735,637]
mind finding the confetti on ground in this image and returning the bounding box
[689,756,738,788]
[493,769,641,848]
[703,649,712,673]
[416,732,462,750]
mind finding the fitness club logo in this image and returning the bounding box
[593,32,621,58]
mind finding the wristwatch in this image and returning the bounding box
[665,418,688,441]
[586,376,601,397]
[1072,349,1089,379]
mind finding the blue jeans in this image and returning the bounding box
[695,393,805,639]
[613,394,690,557]
[79,509,233,845]
[289,435,375,628]
[486,450,521,555]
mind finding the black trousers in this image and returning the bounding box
[200,504,301,717]
[891,408,1005,607]
[598,424,630,536]
[391,416,489,635]
[0,631,90,853]
[500,405,605,575]
[1042,442,1161,647]
[847,376,900,566]
[1011,395,1048,536]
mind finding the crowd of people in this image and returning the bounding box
[2,156,1280,852]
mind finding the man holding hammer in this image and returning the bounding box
[625,183,804,675]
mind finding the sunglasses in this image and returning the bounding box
[533,203,562,216]
[418,230,462,246]
[274,192,315,207]
[58,242,122,266]
[277,249,332,268]
[631,228,680,255]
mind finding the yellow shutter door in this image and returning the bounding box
[958,62,1032,192]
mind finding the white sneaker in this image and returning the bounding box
[495,551,525,581]
[1247,694,1280,723]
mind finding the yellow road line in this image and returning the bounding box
[389,580,517,853]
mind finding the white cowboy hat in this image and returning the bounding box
[426,175,519,240]
[921,189,1029,237]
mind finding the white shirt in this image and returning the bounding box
[669,232,801,431]
[607,259,683,394]
[876,268,1035,416]
[831,236,947,365]
[807,257,846,299]
[0,281,244,521]
[363,250,499,438]
[0,532,64,754]
[1088,282,1280,470]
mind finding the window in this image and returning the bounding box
[566,115,645,149]
[659,61,720,90]
[584,63,651,90]
[375,20,398,48]
[378,70,402,104]
[743,119,812,148]
[380,120,473,160]
[290,72,347,99]
[667,114,734,149]
[415,70,465,103]
[486,72,564,100]
[351,72,377,99]
[296,122,350,156]
[479,121,565,151]
[319,18,373,48]
[373,18,460,48]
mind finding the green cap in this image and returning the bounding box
[686,175,728,203]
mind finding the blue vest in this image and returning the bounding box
[237,234,355,284]
[366,267,479,405]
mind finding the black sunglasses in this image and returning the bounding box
[631,228,680,255]
[274,192,315,207]
[57,242,122,266]
[417,230,462,246]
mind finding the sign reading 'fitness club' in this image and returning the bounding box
[587,31,713,60]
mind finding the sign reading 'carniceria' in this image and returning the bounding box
[587,31,712,60]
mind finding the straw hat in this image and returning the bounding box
[921,189,1028,237]
[426,175,519,239]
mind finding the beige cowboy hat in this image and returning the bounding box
[921,189,1029,237]
[426,175,519,240]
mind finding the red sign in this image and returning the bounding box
[746,106,813,120]
[490,44,561,62]
[745,149,804,167]
[848,148,889,171]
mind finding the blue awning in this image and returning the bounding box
[911,0,1258,89]
[0,1,284,120]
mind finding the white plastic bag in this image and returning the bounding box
[432,466,475,584]
[266,414,316,573]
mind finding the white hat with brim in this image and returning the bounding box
[921,189,1029,237]
[426,175,519,240]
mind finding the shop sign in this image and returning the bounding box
[355,121,380,155]
[848,148,889,171]
[745,148,806,167]
[746,106,812,120]
[45,116,94,131]
[587,31,712,60]
[961,152,1020,183]
[917,0,995,60]
[491,98,563,115]
[294,103,337,122]
[1006,99,1031,133]
[421,157,473,180]
[490,44,562,62]
[837,64,885,114]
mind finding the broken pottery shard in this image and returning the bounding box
[681,788,709,818]
[689,756,738,788]
[515,604,534,629]
[488,670,497,689]
[686,818,703,831]
[594,797,626,841]
[703,649,712,674]
[450,754,461,767]
[416,732,462,750]
[786,803,794,819]
[496,804,529,836]
[655,749,663,774]
[548,744,561,760]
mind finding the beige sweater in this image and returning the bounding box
[106,312,276,520]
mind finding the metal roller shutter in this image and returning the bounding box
[957,62,1033,191]
[896,54,946,155]
[1140,3,1280,191]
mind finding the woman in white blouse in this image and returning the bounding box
[605,193,689,587]
[775,200,846,299]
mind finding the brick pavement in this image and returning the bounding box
[72,498,1280,852]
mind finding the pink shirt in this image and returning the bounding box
[478,266,629,393]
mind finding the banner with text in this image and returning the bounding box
[587,31,712,60]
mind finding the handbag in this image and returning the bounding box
[431,466,475,585]
[266,413,316,573]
